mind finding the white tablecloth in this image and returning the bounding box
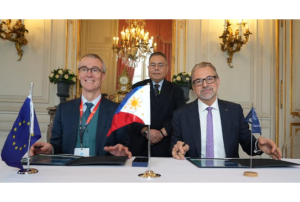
[1,157,300,183]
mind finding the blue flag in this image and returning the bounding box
[1,96,41,170]
[244,107,261,134]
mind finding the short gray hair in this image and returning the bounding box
[191,62,218,80]
[78,53,106,73]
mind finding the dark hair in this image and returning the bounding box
[149,52,167,64]
[78,53,106,73]
[102,93,108,97]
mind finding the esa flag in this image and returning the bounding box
[107,85,150,137]
[244,107,261,134]
[1,95,41,170]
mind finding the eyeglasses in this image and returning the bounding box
[78,67,103,75]
[192,75,218,86]
[149,62,166,69]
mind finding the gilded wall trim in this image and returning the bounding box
[275,19,279,146]
[290,122,300,136]
[184,20,186,72]
[290,20,293,114]
[284,20,287,142]
[171,20,176,77]
[65,20,69,71]
[76,20,81,98]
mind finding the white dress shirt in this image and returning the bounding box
[198,98,226,158]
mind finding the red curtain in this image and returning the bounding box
[115,20,172,90]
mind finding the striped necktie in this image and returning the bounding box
[206,107,214,158]
[154,84,160,101]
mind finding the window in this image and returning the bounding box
[132,56,150,85]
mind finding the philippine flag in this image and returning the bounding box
[106,84,150,137]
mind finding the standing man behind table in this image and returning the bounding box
[171,62,282,160]
[130,52,186,157]
[31,53,131,158]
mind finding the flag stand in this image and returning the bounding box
[17,83,39,175]
[243,103,259,177]
[243,171,258,177]
[18,168,38,174]
[138,127,161,178]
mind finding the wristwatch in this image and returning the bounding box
[254,140,263,155]
[142,130,148,137]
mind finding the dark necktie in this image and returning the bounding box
[206,107,214,158]
[154,84,160,101]
[84,103,93,119]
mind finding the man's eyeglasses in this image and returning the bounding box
[192,75,218,86]
[149,62,166,69]
[79,67,103,75]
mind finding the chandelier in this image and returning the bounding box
[112,19,156,68]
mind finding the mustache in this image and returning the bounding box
[200,86,213,93]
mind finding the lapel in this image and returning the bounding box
[95,98,110,152]
[151,79,170,118]
[70,98,81,150]
[187,99,202,156]
[218,99,231,157]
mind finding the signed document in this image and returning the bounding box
[21,154,127,166]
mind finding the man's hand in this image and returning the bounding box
[148,129,163,145]
[258,137,282,160]
[103,144,132,158]
[172,141,189,160]
[30,142,52,156]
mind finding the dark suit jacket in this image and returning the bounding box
[171,99,259,158]
[50,97,129,156]
[130,79,186,157]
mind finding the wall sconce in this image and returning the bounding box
[0,19,28,61]
[219,19,252,67]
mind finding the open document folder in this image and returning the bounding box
[187,158,300,168]
[21,154,127,166]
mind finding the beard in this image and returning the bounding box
[199,86,215,100]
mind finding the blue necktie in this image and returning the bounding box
[84,103,93,119]
[206,107,214,158]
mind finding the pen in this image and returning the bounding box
[34,146,44,149]
[177,142,187,153]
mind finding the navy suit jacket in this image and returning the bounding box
[171,99,259,158]
[50,97,130,156]
[129,79,186,157]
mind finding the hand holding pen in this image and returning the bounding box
[30,142,53,156]
[172,141,189,160]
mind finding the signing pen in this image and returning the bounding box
[177,142,187,153]
[34,146,44,149]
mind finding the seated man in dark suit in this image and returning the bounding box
[171,62,282,160]
[30,53,131,158]
[130,52,186,157]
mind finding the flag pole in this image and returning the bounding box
[18,83,38,174]
[244,103,258,177]
[138,83,161,178]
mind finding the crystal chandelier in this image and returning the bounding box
[112,19,156,68]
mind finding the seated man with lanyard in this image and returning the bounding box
[30,53,131,158]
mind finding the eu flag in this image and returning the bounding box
[244,107,261,134]
[1,96,41,170]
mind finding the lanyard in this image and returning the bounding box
[79,99,101,148]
